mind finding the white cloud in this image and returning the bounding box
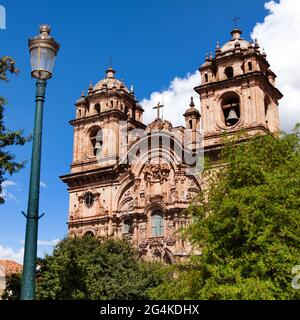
[2,181,16,188]
[0,245,24,264]
[252,0,300,131]
[0,180,18,202]
[40,181,47,188]
[141,71,200,127]
[37,239,59,246]
[20,239,60,247]
[141,0,299,132]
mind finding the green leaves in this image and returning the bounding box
[35,236,167,300]
[0,56,30,204]
[151,128,300,300]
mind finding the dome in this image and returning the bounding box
[93,67,130,93]
[220,29,251,55]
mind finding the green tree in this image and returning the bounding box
[35,236,167,300]
[150,128,300,300]
[2,272,22,300]
[0,56,30,204]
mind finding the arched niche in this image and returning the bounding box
[220,92,241,127]
[88,126,103,157]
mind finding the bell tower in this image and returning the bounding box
[71,67,145,173]
[195,28,283,150]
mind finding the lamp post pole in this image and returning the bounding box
[20,25,59,300]
[20,79,47,300]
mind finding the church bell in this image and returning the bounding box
[226,108,239,126]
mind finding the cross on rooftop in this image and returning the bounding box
[108,56,114,67]
[232,15,240,27]
[153,102,164,119]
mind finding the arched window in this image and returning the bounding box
[221,92,240,127]
[264,96,271,124]
[151,210,164,237]
[225,66,234,79]
[248,61,253,71]
[90,127,103,156]
[204,73,208,82]
[84,231,94,237]
[94,103,101,114]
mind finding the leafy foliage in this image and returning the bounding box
[35,236,167,300]
[0,56,30,204]
[150,128,300,300]
[2,272,22,300]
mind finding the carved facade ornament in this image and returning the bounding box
[147,118,173,132]
[120,197,135,212]
[139,222,147,233]
[144,163,170,182]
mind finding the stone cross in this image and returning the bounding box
[232,15,240,27]
[153,102,164,119]
[108,56,114,67]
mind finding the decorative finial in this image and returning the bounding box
[190,97,195,107]
[39,24,51,36]
[254,38,260,50]
[205,53,209,61]
[215,41,221,57]
[81,90,85,97]
[88,82,93,94]
[105,66,116,79]
[209,52,213,60]
[130,84,134,94]
[262,48,267,58]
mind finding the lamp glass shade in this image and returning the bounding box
[30,46,56,80]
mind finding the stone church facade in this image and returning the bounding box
[60,28,282,263]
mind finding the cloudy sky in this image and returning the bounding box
[1,0,299,263]
[142,0,300,131]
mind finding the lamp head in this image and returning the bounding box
[28,25,60,80]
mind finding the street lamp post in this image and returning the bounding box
[20,25,59,300]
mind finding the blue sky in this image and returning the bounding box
[1,0,293,262]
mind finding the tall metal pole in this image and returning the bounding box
[20,78,47,300]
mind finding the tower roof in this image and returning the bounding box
[93,67,130,93]
[184,97,200,117]
[220,28,252,55]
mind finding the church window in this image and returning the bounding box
[122,220,133,235]
[84,192,94,208]
[94,103,100,114]
[248,61,253,71]
[84,231,94,237]
[264,96,271,124]
[224,66,234,79]
[221,92,240,127]
[90,127,103,156]
[189,120,193,129]
[204,74,208,82]
[151,210,164,237]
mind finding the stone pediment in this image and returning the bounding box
[146,118,173,132]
